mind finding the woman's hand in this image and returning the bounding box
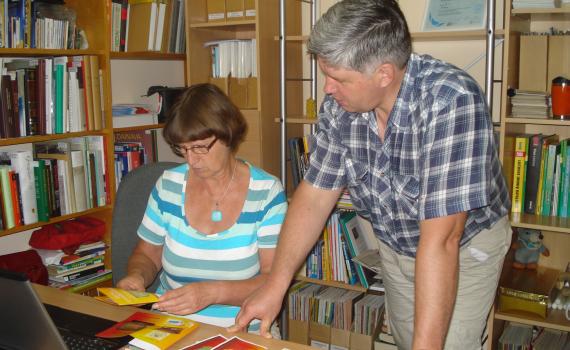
[152,283,216,315]
[116,274,146,292]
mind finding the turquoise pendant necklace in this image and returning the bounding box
[211,160,238,222]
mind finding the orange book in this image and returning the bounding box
[8,170,22,226]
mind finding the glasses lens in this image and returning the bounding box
[192,146,208,154]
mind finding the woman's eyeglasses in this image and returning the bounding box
[175,138,217,155]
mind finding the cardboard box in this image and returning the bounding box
[350,331,373,350]
[330,327,351,350]
[226,0,244,21]
[498,266,559,318]
[209,77,229,95]
[519,35,548,92]
[288,318,310,345]
[244,0,256,18]
[547,35,570,93]
[246,77,258,109]
[309,321,331,345]
[229,77,249,109]
[207,0,225,22]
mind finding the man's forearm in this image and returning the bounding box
[413,214,465,349]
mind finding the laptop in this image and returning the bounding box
[0,269,130,350]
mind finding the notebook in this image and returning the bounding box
[0,269,130,350]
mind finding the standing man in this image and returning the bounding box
[230,1,511,349]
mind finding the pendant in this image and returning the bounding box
[211,209,223,222]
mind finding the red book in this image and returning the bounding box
[9,170,23,226]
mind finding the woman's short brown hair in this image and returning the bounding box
[163,83,247,156]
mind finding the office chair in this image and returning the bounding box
[111,161,180,292]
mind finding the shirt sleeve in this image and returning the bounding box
[304,97,348,190]
[419,92,493,220]
[257,179,288,248]
[137,177,168,246]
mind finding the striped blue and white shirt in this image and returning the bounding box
[305,53,510,258]
[138,161,287,329]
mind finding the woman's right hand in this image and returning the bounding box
[116,273,146,291]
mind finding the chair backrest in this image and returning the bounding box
[111,161,180,292]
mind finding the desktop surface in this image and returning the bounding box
[34,284,314,350]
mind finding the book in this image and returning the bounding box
[96,287,159,306]
[0,165,15,228]
[184,335,227,350]
[127,0,158,52]
[511,135,529,214]
[97,311,198,350]
[524,134,556,214]
[49,263,105,282]
[8,150,37,225]
[211,336,267,350]
[339,211,371,288]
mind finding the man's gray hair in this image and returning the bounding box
[307,0,412,73]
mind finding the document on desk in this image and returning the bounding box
[210,336,267,350]
[97,311,198,350]
[96,287,159,306]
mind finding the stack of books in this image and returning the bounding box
[498,322,533,349]
[510,90,551,118]
[36,241,111,292]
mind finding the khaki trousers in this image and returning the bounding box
[378,216,511,350]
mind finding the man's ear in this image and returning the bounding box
[374,63,396,88]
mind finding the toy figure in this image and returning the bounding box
[512,228,550,269]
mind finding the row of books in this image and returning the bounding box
[304,210,379,289]
[35,240,112,292]
[114,130,159,189]
[0,55,104,139]
[0,136,108,230]
[110,0,186,53]
[287,282,385,349]
[206,39,257,79]
[498,322,570,349]
[0,0,82,49]
[509,134,570,218]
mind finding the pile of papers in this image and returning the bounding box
[510,90,551,118]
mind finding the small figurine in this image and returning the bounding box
[512,228,550,270]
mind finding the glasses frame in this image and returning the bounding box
[175,137,218,155]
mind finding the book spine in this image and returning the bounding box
[9,171,22,226]
[524,134,542,214]
[0,166,15,228]
[33,160,49,222]
[511,136,528,214]
[52,264,105,282]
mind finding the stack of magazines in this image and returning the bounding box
[510,90,551,118]
[36,241,111,292]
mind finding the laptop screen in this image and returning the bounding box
[0,269,127,350]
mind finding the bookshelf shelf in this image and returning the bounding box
[504,117,570,125]
[495,309,570,333]
[295,275,368,293]
[113,124,165,133]
[0,206,112,239]
[510,213,570,234]
[0,49,106,57]
[110,52,186,60]
[274,117,318,124]
[190,19,256,28]
[512,7,570,15]
[0,131,108,147]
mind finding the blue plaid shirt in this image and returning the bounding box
[305,53,510,257]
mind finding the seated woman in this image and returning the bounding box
[116,83,287,333]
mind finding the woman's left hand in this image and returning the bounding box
[152,283,216,315]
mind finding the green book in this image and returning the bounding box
[33,160,49,222]
[54,63,64,134]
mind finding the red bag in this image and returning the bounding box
[0,249,48,285]
[29,217,106,254]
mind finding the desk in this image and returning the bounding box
[33,284,314,350]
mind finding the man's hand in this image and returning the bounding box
[227,282,287,338]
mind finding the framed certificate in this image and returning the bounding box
[422,0,487,31]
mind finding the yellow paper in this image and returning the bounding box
[97,287,159,306]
